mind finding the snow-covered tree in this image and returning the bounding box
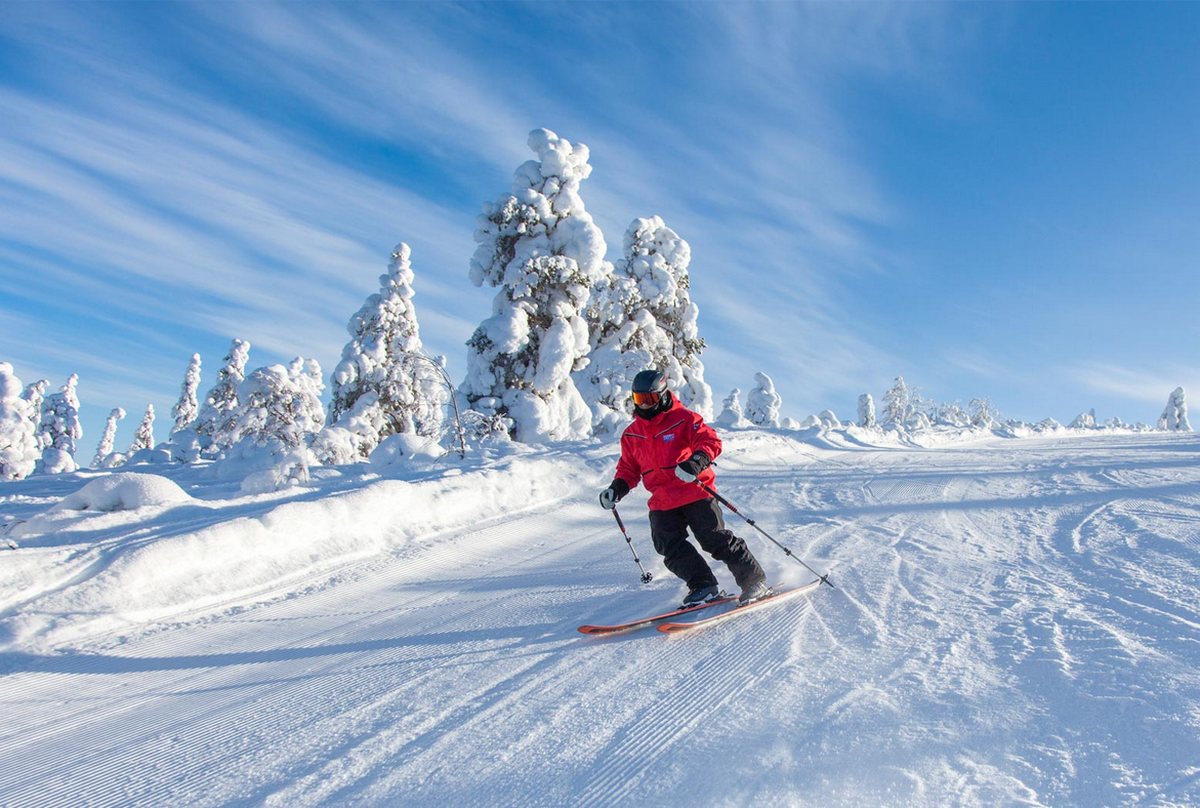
[92,407,126,467]
[970,398,1000,429]
[1158,387,1191,432]
[327,243,446,458]
[461,128,607,443]
[881,376,912,430]
[21,379,48,445]
[195,339,250,451]
[129,404,156,453]
[745,372,782,428]
[171,354,202,434]
[857,393,876,428]
[909,410,931,432]
[715,388,748,429]
[38,374,82,472]
[233,359,326,452]
[0,363,39,481]
[580,216,713,428]
[929,401,969,428]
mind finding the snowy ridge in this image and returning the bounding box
[0,451,606,653]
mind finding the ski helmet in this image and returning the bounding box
[631,369,668,408]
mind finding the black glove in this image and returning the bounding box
[675,452,711,482]
[599,478,631,510]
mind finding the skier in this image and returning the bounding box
[599,369,771,607]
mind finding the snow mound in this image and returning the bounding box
[52,473,193,513]
[369,433,442,468]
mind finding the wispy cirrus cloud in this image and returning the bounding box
[1071,362,1198,406]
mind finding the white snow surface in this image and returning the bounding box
[1,429,1198,806]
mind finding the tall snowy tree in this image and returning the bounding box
[0,363,39,481]
[129,404,156,453]
[328,243,446,458]
[1158,387,1191,431]
[93,407,126,467]
[858,393,876,428]
[715,388,748,429]
[233,359,326,452]
[195,339,250,451]
[172,354,202,435]
[881,376,912,431]
[580,216,713,428]
[745,372,782,428]
[38,374,82,472]
[461,128,607,443]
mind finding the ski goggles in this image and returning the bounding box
[631,390,662,407]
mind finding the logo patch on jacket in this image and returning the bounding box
[662,434,675,442]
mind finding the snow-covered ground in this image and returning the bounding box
[1,430,1198,806]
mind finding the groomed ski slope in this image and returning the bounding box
[1,431,1198,806]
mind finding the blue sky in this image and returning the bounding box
[2,2,1197,446]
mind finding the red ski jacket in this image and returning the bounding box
[614,397,722,511]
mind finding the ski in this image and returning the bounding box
[656,580,822,634]
[577,594,736,635]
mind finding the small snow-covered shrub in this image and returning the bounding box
[126,447,173,466]
[715,389,748,429]
[311,426,365,466]
[38,448,77,475]
[238,449,312,494]
[746,372,782,428]
[52,473,192,513]
[369,433,442,469]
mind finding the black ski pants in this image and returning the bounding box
[649,497,765,591]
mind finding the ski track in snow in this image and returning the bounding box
[1,433,1199,806]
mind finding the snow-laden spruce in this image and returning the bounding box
[0,362,39,481]
[580,216,713,430]
[194,339,251,452]
[37,374,82,473]
[171,354,202,435]
[93,407,126,468]
[461,128,607,443]
[1158,387,1191,432]
[21,379,47,441]
[233,359,325,453]
[746,372,782,428]
[715,388,749,428]
[129,404,156,454]
[881,376,912,432]
[326,243,446,459]
[857,393,876,428]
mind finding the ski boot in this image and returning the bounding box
[738,579,772,605]
[681,583,722,608]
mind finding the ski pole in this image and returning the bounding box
[699,482,833,588]
[611,506,653,584]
